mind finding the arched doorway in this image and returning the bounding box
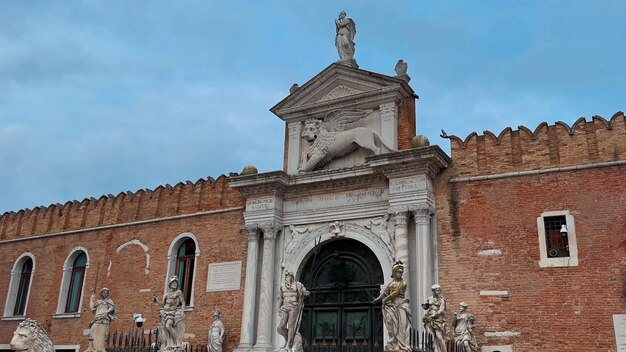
[299,239,384,351]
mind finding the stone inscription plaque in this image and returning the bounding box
[247,197,275,212]
[284,188,386,212]
[389,176,427,194]
[614,314,626,352]
[207,261,242,292]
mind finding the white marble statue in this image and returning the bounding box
[153,276,186,352]
[277,271,309,352]
[335,11,357,67]
[208,309,225,352]
[452,302,479,352]
[86,287,116,352]
[372,261,411,352]
[422,284,449,352]
[299,110,392,172]
[10,319,54,352]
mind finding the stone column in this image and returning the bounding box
[254,224,279,349]
[237,226,260,349]
[393,211,410,293]
[286,122,303,175]
[413,207,433,334]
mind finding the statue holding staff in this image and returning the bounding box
[86,287,116,352]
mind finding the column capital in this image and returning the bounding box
[411,207,433,224]
[287,121,303,135]
[392,211,409,226]
[259,222,281,240]
[243,225,260,241]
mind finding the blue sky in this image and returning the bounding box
[0,1,624,213]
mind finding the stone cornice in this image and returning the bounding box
[270,63,415,122]
[275,87,409,122]
[367,146,450,179]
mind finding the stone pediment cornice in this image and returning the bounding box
[270,63,415,122]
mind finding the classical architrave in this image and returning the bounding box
[54,247,90,318]
[165,232,200,307]
[2,252,36,319]
[536,210,579,268]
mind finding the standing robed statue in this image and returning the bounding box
[86,287,116,352]
[335,11,358,67]
[372,261,411,352]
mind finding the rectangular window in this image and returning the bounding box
[543,215,569,258]
[537,210,578,268]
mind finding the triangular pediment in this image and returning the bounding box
[270,63,414,119]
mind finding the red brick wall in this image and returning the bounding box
[435,115,626,351]
[397,98,416,150]
[0,177,246,350]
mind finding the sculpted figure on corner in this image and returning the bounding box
[452,302,479,352]
[422,284,449,352]
[372,261,411,352]
[153,276,186,352]
[86,287,116,352]
[277,271,309,352]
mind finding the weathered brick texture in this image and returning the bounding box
[435,114,626,351]
[0,177,246,351]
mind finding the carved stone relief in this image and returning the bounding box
[299,110,392,172]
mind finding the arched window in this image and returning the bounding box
[176,239,196,303]
[55,248,89,316]
[13,258,33,316]
[65,252,87,313]
[166,233,199,307]
[3,253,35,317]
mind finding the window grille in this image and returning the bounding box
[543,215,569,258]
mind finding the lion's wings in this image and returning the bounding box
[323,109,369,131]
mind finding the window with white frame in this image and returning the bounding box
[3,253,35,318]
[537,210,578,268]
[166,233,199,307]
[55,248,89,316]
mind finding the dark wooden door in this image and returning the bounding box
[299,239,384,351]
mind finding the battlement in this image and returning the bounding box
[0,175,244,241]
[445,112,626,177]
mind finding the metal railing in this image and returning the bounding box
[105,329,206,352]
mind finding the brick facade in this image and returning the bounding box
[0,176,246,351]
[435,113,626,351]
[1,85,624,351]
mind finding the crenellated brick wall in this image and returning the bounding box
[435,113,626,351]
[0,175,246,350]
[0,175,244,241]
[447,112,626,177]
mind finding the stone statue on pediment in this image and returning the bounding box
[299,110,392,172]
[335,11,357,67]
